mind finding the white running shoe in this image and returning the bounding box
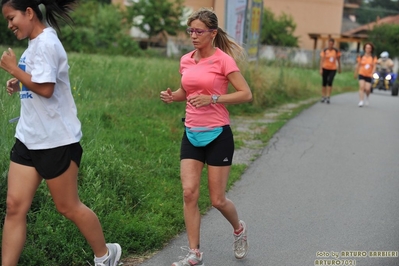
[172,247,204,266]
[365,98,369,106]
[358,101,364,107]
[94,243,122,266]
[233,220,249,259]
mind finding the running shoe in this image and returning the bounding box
[94,243,122,266]
[320,97,326,103]
[233,220,248,259]
[358,101,364,107]
[172,246,204,266]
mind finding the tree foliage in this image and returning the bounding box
[59,1,144,55]
[356,0,399,24]
[126,0,184,46]
[0,1,143,55]
[260,7,298,47]
[368,23,399,57]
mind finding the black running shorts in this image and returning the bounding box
[180,125,234,166]
[10,138,83,179]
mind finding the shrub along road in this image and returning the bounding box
[135,91,399,266]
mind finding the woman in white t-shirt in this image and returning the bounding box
[0,1,121,265]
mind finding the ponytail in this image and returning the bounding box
[214,27,246,62]
[41,0,78,31]
[1,0,78,31]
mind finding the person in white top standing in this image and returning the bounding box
[0,1,121,265]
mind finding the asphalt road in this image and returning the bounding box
[139,91,399,266]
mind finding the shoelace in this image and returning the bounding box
[233,233,247,251]
[175,246,199,264]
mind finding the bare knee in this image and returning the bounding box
[5,196,30,217]
[55,201,82,220]
[211,197,227,210]
[183,188,199,205]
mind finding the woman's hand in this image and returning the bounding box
[160,88,173,104]
[187,94,212,108]
[1,48,18,75]
[6,78,19,96]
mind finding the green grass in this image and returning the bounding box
[0,46,358,265]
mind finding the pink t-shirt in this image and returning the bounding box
[180,48,240,128]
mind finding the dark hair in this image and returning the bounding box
[1,0,78,31]
[363,42,375,54]
[187,8,245,61]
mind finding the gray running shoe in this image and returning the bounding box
[233,220,248,259]
[95,243,122,266]
[172,246,204,266]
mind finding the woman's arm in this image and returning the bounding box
[1,48,55,98]
[160,86,186,103]
[217,71,252,104]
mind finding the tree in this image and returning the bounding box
[260,7,298,47]
[126,0,184,47]
[368,23,399,57]
[356,0,399,24]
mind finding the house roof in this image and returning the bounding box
[342,14,399,37]
[341,17,361,33]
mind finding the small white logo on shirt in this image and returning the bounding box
[223,157,229,162]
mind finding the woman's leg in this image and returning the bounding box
[180,159,204,250]
[207,165,241,231]
[208,165,248,260]
[364,81,372,98]
[359,79,366,101]
[2,162,42,266]
[45,161,108,257]
[326,70,336,99]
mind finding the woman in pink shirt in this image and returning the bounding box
[160,7,252,266]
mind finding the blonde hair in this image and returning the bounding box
[187,7,246,62]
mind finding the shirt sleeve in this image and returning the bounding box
[221,53,240,76]
[31,42,58,84]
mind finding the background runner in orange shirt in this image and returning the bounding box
[354,42,377,107]
[319,38,341,104]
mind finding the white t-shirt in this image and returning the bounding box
[16,27,82,150]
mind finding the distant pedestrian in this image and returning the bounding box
[0,0,121,265]
[160,7,252,266]
[354,42,377,107]
[319,38,341,104]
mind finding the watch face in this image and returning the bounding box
[212,95,218,103]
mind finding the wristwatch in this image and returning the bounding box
[211,94,220,104]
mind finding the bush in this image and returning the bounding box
[0,1,143,56]
[58,1,144,56]
[368,24,399,57]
